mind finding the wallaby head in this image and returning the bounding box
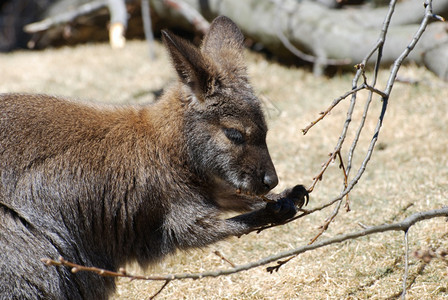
[162,16,278,205]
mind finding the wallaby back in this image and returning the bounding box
[0,16,306,299]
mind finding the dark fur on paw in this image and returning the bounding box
[264,185,309,224]
[266,197,297,222]
[284,185,309,208]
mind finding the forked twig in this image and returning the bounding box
[302,85,365,135]
[309,199,343,244]
[298,0,444,247]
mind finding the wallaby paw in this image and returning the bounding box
[283,184,309,209]
[266,197,297,223]
[264,184,309,224]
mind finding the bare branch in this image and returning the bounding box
[42,207,448,282]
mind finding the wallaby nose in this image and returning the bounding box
[263,172,278,190]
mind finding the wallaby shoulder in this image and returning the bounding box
[0,92,188,166]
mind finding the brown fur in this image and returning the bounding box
[0,16,307,299]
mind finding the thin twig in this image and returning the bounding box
[309,199,343,244]
[302,85,365,135]
[386,261,429,299]
[336,151,350,211]
[266,255,297,273]
[356,64,387,98]
[150,280,171,300]
[346,83,374,177]
[308,151,348,244]
[307,151,338,193]
[401,229,409,300]
[214,250,236,268]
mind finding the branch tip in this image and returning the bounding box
[431,14,446,22]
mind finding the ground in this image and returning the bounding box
[0,40,447,299]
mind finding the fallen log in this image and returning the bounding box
[150,0,448,78]
[18,0,448,79]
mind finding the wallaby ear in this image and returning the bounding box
[201,16,245,58]
[162,30,217,98]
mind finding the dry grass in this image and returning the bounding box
[1,40,447,299]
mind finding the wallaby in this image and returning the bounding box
[0,16,308,299]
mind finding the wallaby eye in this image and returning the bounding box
[224,128,245,144]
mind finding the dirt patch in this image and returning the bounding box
[1,40,447,299]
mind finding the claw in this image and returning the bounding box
[304,192,310,207]
[288,185,310,208]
